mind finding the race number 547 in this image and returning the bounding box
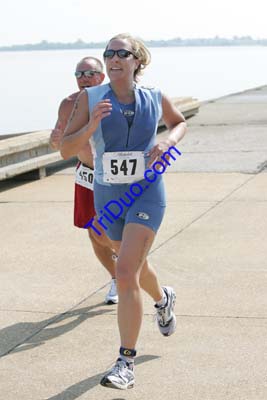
[110,158,137,176]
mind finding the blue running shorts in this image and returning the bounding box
[93,175,166,241]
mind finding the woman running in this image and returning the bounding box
[61,33,187,390]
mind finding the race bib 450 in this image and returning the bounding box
[75,163,94,190]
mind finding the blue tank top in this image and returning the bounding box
[119,101,135,127]
[86,83,162,185]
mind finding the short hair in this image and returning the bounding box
[76,56,104,72]
[105,33,151,82]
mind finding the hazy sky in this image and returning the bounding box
[1,0,267,46]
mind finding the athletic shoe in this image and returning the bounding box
[104,279,118,304]
[155,286,176,336]
[100,358,135,390]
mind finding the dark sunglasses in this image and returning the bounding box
[103,49,138,59]
[75,70,101,79]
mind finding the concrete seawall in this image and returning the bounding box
[0,97,199,181]
[0,85,267,399]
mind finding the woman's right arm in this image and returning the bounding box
[60,90,112,159]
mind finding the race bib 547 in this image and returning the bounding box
[103,151,145,183]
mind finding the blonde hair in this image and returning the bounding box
[105,33,151,81]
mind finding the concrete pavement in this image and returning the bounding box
[1,85,267,399]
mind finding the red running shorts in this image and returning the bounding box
[74,162,95,228]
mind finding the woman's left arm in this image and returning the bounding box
[148,94,187,166]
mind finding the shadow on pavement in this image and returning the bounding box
[45,355,160,400]
[0,302,114,357]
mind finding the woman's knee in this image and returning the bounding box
[116,262,139,291]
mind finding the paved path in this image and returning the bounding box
[1,86,267,399]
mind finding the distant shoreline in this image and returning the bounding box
[1,36,267,52]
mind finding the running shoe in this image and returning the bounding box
[155,286,176,336]
[104,279,118,304]
[100,358,135,389]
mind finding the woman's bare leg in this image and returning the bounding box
[112,223,156,349]
[139,260,163,302]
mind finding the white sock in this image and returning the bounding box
[155,288,167,308]
[120,354,134,367]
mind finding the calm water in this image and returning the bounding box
[1,46,267,135]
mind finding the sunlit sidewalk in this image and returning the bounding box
[1,86,267,399]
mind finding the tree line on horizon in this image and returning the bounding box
[1,36,267,51]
